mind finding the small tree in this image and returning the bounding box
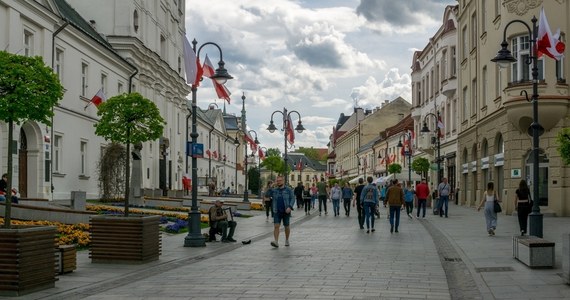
[388,163,402,180]
[94,93,165,216]
[0,51,64,228]
[556,128,570,165]
[412,157,430,180]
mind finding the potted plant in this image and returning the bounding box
[90,92,165,263]
[0,51,63,295]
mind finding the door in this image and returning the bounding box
[18,128,28,198]
[525,150,549,206]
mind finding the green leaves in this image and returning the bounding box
[0,51,63,124]
[94,93,165,144]
[388,163,402,175]
[556,128,570,165]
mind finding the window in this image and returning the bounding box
[471,79,477,116]
[482,66,488,107]
[462,26,468,59]
[481,0,486,33]
[177,56,182,74]
[435,64,440,92]
[452,99,457,131]
[101,73,107,93]
[133,10,139,32]
[441,49,447,80]
[118,82,124,94]
[556,58,565,82]
[23,30,33,57]
[495,64,501,98]
[510,35,544,82]
[471,13,477,49]
[54,135,62,173]
[495,0,500,18]
[81,62,88,97]
[160,34,166,57]
[80,141,88,175]
[462,87,468,121]
[450,47,457,76]
[55,48,64,80]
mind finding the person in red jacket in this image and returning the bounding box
[415,178,430,218]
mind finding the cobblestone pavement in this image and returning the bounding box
[19,201,570,300]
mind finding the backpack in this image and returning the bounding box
[364,188,375,201]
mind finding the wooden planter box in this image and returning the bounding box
[0,226,57,296]
[57,245,77,274]
[89,215,161,263]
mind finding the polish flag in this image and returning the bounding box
[84,88,106,110]
[206,149,211,157]
[286,114,295,145]
[537,8,565,60]
[202,54,231,103]
[182,34,201,86]
[258,148,266,160]
[296,159,303,171]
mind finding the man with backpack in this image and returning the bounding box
[353,178,366,229]
[360,176,379,233]
[437,177,451,218]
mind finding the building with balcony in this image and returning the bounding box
[456,0,570,216]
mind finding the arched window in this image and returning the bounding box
[133,10,139,33]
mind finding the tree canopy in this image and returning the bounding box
[0,51,63,124]
[94,92,165,144]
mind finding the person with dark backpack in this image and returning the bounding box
[360,176,379,233]
[353,178,366,229]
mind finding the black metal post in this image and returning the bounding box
[184,39,232,247]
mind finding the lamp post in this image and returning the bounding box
[233,134,240,195]
[421,112,442,185]
[397,130,413,185]
[184,39,233,248]
[358,157,367,179]
[266,108,305,186]
[491,16,543,237]
[243,130,260,203]
[258,146,267,198]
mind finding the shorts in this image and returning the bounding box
[273,212,291,226]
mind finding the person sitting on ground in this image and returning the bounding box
[208,200,237,243]
[0,173,19,204]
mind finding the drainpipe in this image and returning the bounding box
[50,20,69,200]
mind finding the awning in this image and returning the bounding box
[375,174,394,185]
[348,176,364,184]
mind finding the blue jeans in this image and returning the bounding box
[417,199,426,218]
[438,195,449,217]
[332,199,340,216]
[389,206,401,229]
[363,202,376,229]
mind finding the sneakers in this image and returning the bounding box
[366,229,370,233]
[390,225,394,233]
[371,228,375,232]
[488,228,495,236]
[285,240,290,247]
[271,241,279,248]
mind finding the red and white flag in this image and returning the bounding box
[296,159,303,171]
[537,7,565,61]
[202,54,231,103]
[84,88,106,110]
[286,114,295,145]
[258,148,266,160]
[437,115,445,138]
[182,34,201,86]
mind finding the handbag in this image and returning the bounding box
[493,195,502,213]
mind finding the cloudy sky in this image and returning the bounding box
[185,0,457,151]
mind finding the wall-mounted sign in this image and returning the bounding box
[511,169,522,178]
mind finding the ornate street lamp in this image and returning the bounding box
[266,108,305,186]
[491,16,543,237]
[397,130,413,184]
[421,112,442,185]
[184,39,233,248]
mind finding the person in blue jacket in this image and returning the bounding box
[271,176,295,248]
[360,176,379,233]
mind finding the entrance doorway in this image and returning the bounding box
[18,128,28,198]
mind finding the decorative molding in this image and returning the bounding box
[503,0,543,16]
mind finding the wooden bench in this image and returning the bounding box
[513,235,555,268]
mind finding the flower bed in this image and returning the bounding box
[0,218,90,247]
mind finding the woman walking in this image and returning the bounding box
[477,182,500,236]
[342,182,354,216]
[263,181,274,221]
[514,179,532,236]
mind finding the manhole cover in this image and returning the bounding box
[475,267,514,273]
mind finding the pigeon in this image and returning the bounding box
[241,240,251,245]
